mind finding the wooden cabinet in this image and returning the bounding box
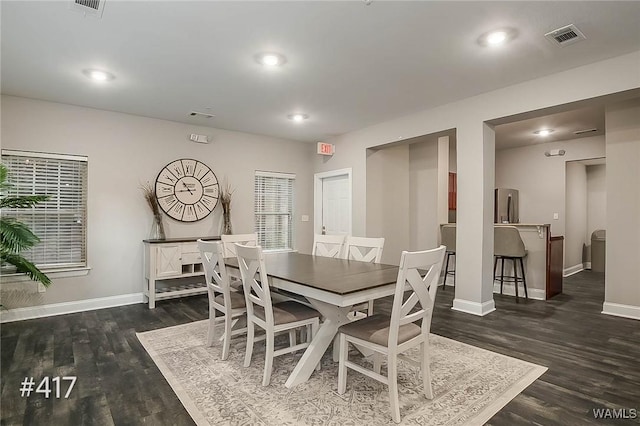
[143,237,219,308]
[448,172,457,210]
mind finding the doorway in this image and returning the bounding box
[565,157,606,275]
[314,169,352,236]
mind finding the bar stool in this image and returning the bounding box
[440,224,456,289]
[494,226,528,302]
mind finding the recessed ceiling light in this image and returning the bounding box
[82,69,115,81]
[534,129,555,137]
[478,28,517,46]
[255,52,287,67]
[288,113,308,122]
[487,31,507,45]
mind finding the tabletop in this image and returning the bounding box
[225,252,399,295]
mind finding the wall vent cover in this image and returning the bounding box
[69,0,106,18]
[545,24,586,47]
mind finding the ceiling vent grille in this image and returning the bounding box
[69,0,106,18]
[574,128,598,135]
[545,24,586,47]
[189,111,215,119]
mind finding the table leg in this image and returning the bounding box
[285,299,352,388]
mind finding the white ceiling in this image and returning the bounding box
[2,1,640,144]
[494,105,605,150]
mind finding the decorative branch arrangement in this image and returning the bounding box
[141,181,166,240]
[220,179,234,235]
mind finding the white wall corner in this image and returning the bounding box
[602,302,640,321]
[563,264,584,277]
[452,298,496,316]
[0,293,145,323]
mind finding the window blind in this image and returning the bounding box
[254,171,295,251]
[2,150,88,270]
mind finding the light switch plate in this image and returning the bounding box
[553,213,559,220]
[301,215,309,222]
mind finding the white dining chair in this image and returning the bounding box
[344,236,385,315]
[312,233,346,258]
[235,243,321,386]
[337,245,446,423]
[221,233,258,258]
[343,236,385,263]
[198,239,248,360]
[221,233,258,290]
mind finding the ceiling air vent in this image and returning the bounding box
[189,111,215,119]
[574,128,598,135]
[544,24,586,47]
[69,0,106,18]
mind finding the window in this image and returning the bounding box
[2,150,88,270]
[254,171,295,251]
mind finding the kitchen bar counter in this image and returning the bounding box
[442,224,564,300]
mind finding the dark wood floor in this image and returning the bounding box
[1,271,639,425]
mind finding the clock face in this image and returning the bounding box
[155,159,219,222]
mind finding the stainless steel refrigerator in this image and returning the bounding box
[494,188,519,223]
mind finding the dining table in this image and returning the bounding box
[225,251,400,388]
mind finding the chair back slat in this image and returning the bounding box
[388,246,446,347]
[221,233,258,258]
[312,234,345,258]
[198,240,230,294]
[235,243,273,321]
[344,236,384,263]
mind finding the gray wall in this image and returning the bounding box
[409,139,439,251]
[605,99,640,312]
[365,144,410,265]
[494,135,605,237]
[1,95,315,306]
[565,162,588,270]
[365,136,441,266]
[586,164,606,240]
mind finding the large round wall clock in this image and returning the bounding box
[155,159,219,222]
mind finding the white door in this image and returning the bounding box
[315,169,352,236]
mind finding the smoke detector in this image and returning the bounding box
[69,0,106,18]
[545,24,586,47]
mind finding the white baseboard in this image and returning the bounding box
[452,298,496,316]
[584,262,592,270]
[602,302,640,321]
[563,264,584,277]
[493,283,546,300]
[0,293,145,323]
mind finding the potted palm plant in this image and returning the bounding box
[0,164,51,286]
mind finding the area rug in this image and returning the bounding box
[137,320,546,426]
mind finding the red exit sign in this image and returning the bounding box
[317,142,335,156]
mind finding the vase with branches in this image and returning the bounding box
[141,182,166,240]
[0,164,51,286]
[220,180,234,235]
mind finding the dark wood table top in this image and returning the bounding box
[226,252,399,296]
[143,236,221,244]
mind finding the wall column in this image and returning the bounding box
[452,122,496,315]
[603,99,640,320]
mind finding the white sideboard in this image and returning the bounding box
[143,236,219,308]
